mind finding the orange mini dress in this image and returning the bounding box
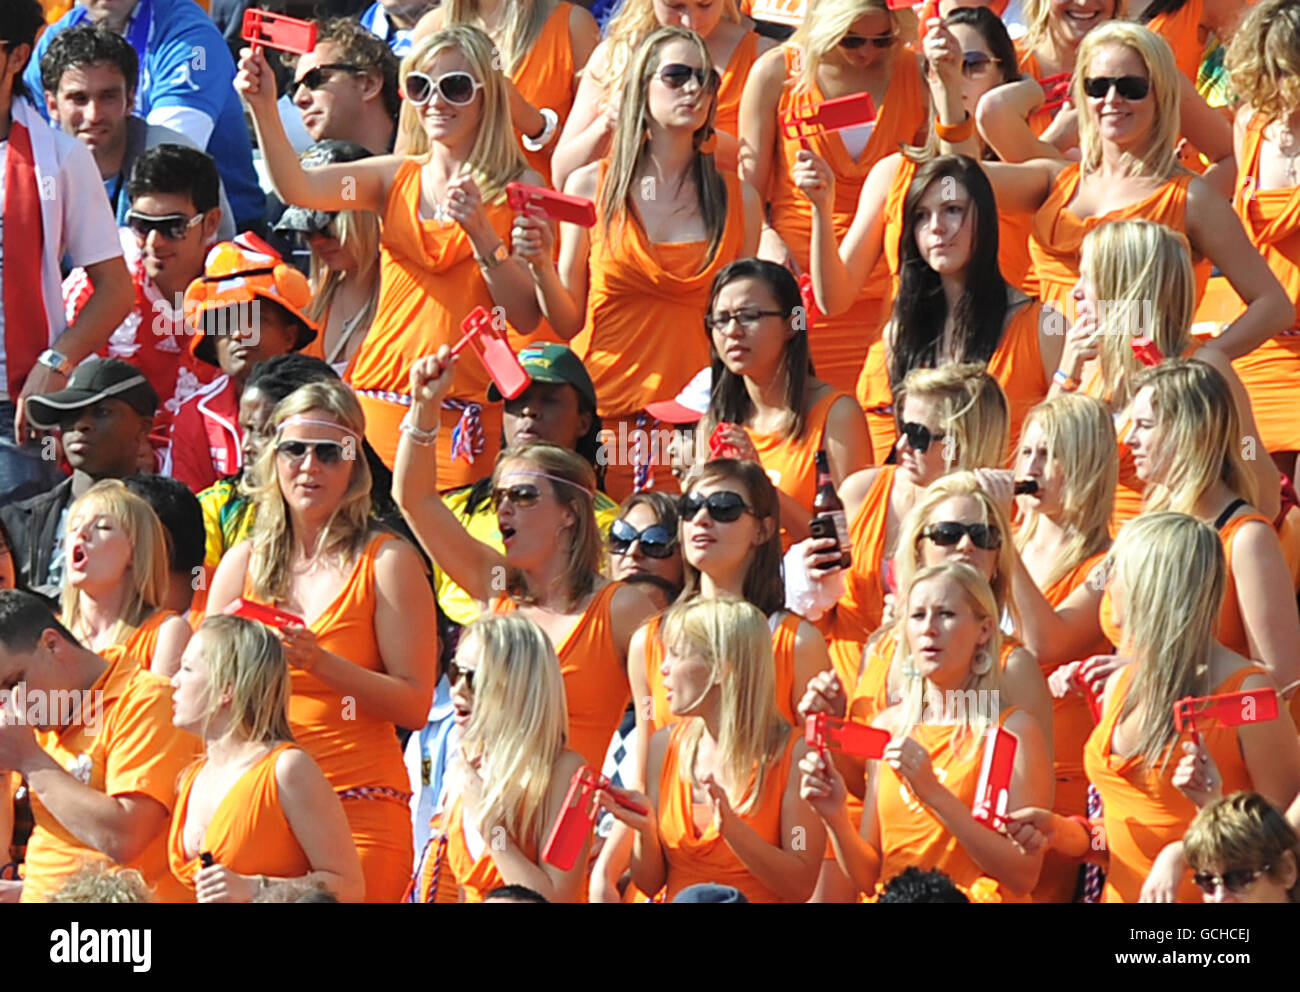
[1145,0,1206,83]
[716,31,762,142]
[511,3,582,184]
[419,794,548,903]
[1084,663,1260,903]
[168,743,311,897]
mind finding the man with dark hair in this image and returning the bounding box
[122,473,205,617]
[0,358,159,596]
[876,867,972,904]
[482,884,549,904]
[0,589,200,903]
[289,18,400,155]
[0,0,133,504]
[39,25,236,238]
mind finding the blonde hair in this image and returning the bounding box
[444,0,555,75]
[494,442,602,609]
[306,208,381,337]
[659,597,791,816]
[1020,0,1115,55]
[1227,0,1300,125]
[397,26,527,203]
[600,26,729,269]
[248,381,375,604]
[61,480,170,649]
[1109,512,1225,773]
[897,363,1010,473]
[1079,220,1194,409]
[50,863,152,903]
[191,615,294,745]
[1013,394,1117,588]
[1134,358,1261,515]
[458,614,568,848]
[596,0,742,94]
[1075,23,1183,180]
[790,0,895,96]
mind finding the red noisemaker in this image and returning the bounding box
[781,93,877,149]
[1039,72,1072,114]
[1131,337,1162,367]
[541,766,648,870]
[805,713,890,758]
[241,9,318,55]
[222,597,305,630]
[1173,688,1278,745]
[452,307,532,401]
[506,182,597,227]
[708,423,743,460]
[971,726,1017,831]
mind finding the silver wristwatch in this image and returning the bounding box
[37,349,71,375]
[476,241,509,272]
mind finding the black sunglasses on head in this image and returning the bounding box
[293,63,363,93]
[609,518,677,559]
[680,490,752,523]
[899,421,946,454]
[922,520,1002,550]
[657,63,721,91]
[1083,75,1150,101]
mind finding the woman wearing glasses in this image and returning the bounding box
[1183,792,1300,903]
[395,347,659,769]
[1007,512,1300,903]
[517,26,759,501]
[739,0,928,394]
[552,0,771,185]
[607,491,685,613]
[700,259,871,546]
[235,26,546,488]
[207,380,439,902]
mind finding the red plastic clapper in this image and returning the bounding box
[1039,72,1072,114]
[1130,337,1162,367]
[797,273,820,330]
[1078,670,1102,723]
[884,0,915,8]
[781,93,877,142]
[805,714,890,758]
[1174,688,1279,744]
[452,306,532,401]
[709,423,742,460]
[222,597,305,630]
[241,9,318,54]
[971,726,1018,830]
[541,766,648,871]
[505,182,596,227]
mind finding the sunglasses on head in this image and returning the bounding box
[404,70,484,107]
[126,211,204,241]
[492,482,543,511]
[1083,75,1150,101]
[275,439,346,465]
[1192,865,1270,896]
[447,659,476,692]
[680,490,752,523]
[609,518,677,559]
[656,63,721,91]
[922,520,1002,550]
[899,421,947,454]
[839,32,896,50]
[292,63,362,93]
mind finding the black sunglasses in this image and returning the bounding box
[293,62,363,93]
[657,63,721,91]
[275,440,346,465]
[840,32,896,50]
[899,421,947,454]
[126,211,204,241]
[680,490,752,523]
[1192,865,1270,896]
[609,519,677,559]
[1083,75,1150,101]
[492,482,542,511]
[922,520,1002,550]
[447,659,476,692]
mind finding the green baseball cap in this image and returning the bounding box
[488,343,597,409]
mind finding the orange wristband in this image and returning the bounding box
[934,112,975,142]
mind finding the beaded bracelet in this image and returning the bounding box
[400,412,440,446]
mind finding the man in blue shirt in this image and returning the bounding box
[24,0,263,233]
[357,0,439,57]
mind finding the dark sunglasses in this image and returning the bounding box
[492,482,542,511]
[126,211,204,241]
[899,421,947,454]
[292,63,363,93]
[275,440,346,465]
[840,32,896,50]
[609,519,677,559]
[657,63,721,91]
[1083,75,1150,101]
[447,659,476,692]
[922,520,1002,550]
[1192,866,1270,896]
[404,70,483,107]
[680,490,752,523]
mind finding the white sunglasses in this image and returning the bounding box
[403,70,484,107]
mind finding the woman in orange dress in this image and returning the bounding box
[553,0,772,184]
[236,27,547,486]
[800,561,1053,901]
[409,0,601,185]
[167,615,364,903]
[700,259,871,543]
[740,0,929,393]
[1129,0,1247,82]
[60,481,191,675]
[395,348,658,769]
[599,597,826,902]
[520,26,760,501]
[1009,512,1300,902]
[207,381,439,902]
[412,614,591,902]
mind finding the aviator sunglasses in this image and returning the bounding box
[656,63,721,91]
[275,440,347,465]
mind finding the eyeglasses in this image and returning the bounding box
[839,32,896,50]
[126,211,204,241]
[292,63,363,94]
[609,519,677,559]
[404,70,483,107]
[655,63,721,92]
[1192,866,1270,896]
[705,308,787,332]
[1083,75,1151,101]
[960,52,1002,78]
[899,421,947,454]
[275,440,346,465]
[447,659,476,692]
[491,482,542,511]
[680,490,752,523]
[922,520,1002,550]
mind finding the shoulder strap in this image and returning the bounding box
[1214,497,1249,531]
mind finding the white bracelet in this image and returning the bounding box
[400,412,440,446]
[522,107,560,152]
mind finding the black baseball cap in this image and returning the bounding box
[487,343,597,408]
[273,140,374,237]
[25,358,159,430]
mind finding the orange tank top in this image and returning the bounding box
[301,303,363,380]
[1084,663,1260,903]
[437,793,544,903]
[828,466,896,650]
[122,609,179,669]
[656,721,800,902]
[1145,0,1205,83]
[513,3,579,184]
[168,743,310,896]
[493,582,628,766]
[242,533,410,797]
[1236,113,1300,332]
[580,168,746,418]
[716,31,761,140]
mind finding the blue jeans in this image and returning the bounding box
[0,402,64,506]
